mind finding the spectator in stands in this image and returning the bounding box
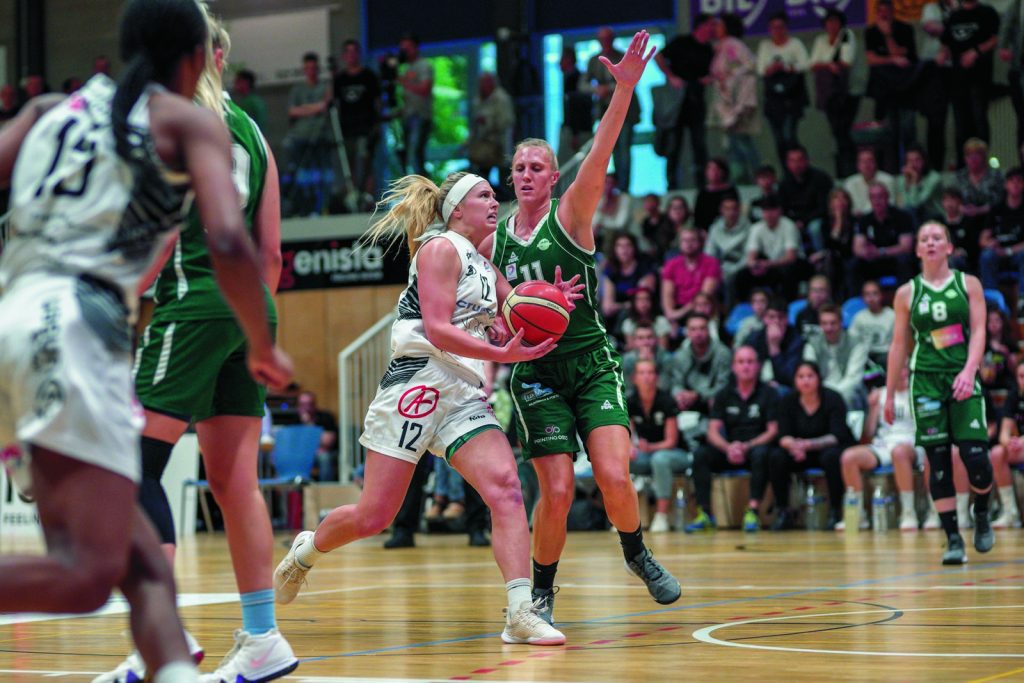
[615,286,673,349]
[735,193,808,301]
[0,84,19,123]
[588,27,641,190]
[734,288,770,346]
[773,361,854,529]
[779,144,833,253]
[93,54,111,76]
[941,187,980,271]
[748,297,806,390]
[865,0,918,172]
[710,13,761,184]
[657,13,716,190]
[840,369,940,531]
[810,188,856,299]
[896,143,942,224]
[691,292,722,341]
[297,391,339,481]
[919,1,954,171]
[232,69,267,130]
[639,193,671,257]
[957,138,1004,220]
[559,46,590,164]
[425,459,467,523]
[601,231,657,324]
[61,77,82,94]
[593,174,634,238]
[686,345,781,533]
[670,313,733,416]
[848,280,895,367]
[398,34,434,176]
[941,0,1000,157]
[657,195,691,260]
[22,74,47,100]
[851,182,914,290]
[621,323,674,391]
[803,303,869,409]
[749,164,779,224]
[810,8,858,177]
[628,360,690,532]
[794,274,832,336]
[334,39,382,205]
[705,195,751,309]
[844,147,896,215]
[468,72,514,197]
[661,226,721,326]
[694,157,739,232]
[1004,0,1024,150]
[284,51,331,214]
[757,12,809,164]
[989,362,1024,527]
[980,166,1024,294]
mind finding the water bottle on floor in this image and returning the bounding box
[844,487,859,536]
[872,485,888,532]
[805,483,820,530]
[673,487,687,530]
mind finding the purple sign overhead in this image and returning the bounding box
[693,0,867,36]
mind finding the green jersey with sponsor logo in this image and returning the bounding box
[492,199,608,359]
[151,98,276,322]
[909,270,971,373]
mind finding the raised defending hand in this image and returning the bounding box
[499,329,557,363]
[599,30,656,89]
[553,265,584,312]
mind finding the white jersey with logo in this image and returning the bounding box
[870,387,923,466]
[389,229,497,386]
[0,74,191,320]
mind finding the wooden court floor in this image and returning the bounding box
[2,529,1024,682]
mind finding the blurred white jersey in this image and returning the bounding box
[388,229,497,387]
[876,388,915,445]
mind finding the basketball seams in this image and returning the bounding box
[507,295,570,321]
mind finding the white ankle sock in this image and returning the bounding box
[506,578,531,612]
[295,532,325,568]
[899,491,915,517]
[152,661,198,682]
[999,486,1019,514]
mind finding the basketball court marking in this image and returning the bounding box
[692,604,1024,658]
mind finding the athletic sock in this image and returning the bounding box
[295,532,325,568]
[532,560,558,592]
[240,589,276,635]
[974,489,991,517]
[506,578,532,612]
[899,491,915,517]
[152,661,198,682]
[938,510,959,539]
[618,525,646,561]
[956,492,970,518]
[999,485,1019,514]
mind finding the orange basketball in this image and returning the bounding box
[501,281,571,346]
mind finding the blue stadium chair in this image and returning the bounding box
[841,297,866,328]
[788,299,807,325]
[725,302,754,337]
[879,276,898,288]
[984,288,1009,316]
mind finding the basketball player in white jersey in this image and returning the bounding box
[0,1,290,681]
[275,171,581,645]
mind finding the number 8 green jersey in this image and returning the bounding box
[492,199,609,359]
[909,270,971,373]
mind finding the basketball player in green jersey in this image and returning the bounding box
[483,31,680,624]
[101,11,298,683]
[886,221,994,566]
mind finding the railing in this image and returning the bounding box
[337,311,395,483]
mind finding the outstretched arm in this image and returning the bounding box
[557,31,655,250]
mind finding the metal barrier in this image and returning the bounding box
[337,311,395,483]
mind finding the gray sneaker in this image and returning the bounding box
[625,549,681,605]
[942,534,967,565]
[974,512,995,553]
[530,587,557,626]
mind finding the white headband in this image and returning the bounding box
[442,174,487,225]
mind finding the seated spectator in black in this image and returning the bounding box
[747,297,806,390]
[660,195,692,260]
[639,193,671,258]
[865,0,918,173]
[803,303,870,409]
[848,280,895,367]
[334,39,382,206]
[772,361,855,529]
[851,181,914,290]
[621,323,675,391]
[600,231,657,324]
[896,144,942,224]
[705,195,751,309]
[735,193,809,301]
[981,306,1017,399]
[662,227,721,327]
[779,144,833,253]
[980,167,1024,294]
[297,391,339,480]
[811,187,857,299]
[685,345,781,532]
[844,147,896,215]
[628,359,689,533]
[735,287,770,346]
[941,186,981,271]
[694,157,740,231]
[614,286,674,350]
[670,313,733,415]
[957,138,1005,220]
[794,273,833,336]
[749,164,778,224]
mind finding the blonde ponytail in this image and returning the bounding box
[194,2,230,115]
[363,172,469,257]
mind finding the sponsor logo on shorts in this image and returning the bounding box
[535,434,569,444]
[520,382,554,401]
[970,419,981,429]
[544,425,560,434]
[601,400,613,410]
[469,414,488,421]
[30,299,64,417]
[398,385,440,418]
[34,380,63,418]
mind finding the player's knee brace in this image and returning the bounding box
[958,440,993,492]
[139,436,176,544]
[925,444,956,501]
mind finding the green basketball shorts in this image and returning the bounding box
[910,370,987,447]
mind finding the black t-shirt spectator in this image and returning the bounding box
[694,185,739,232]
[949,215,983,266]
[865,21,918,102]
[779,167,833,225]
[989,201,1024,248]
[1001,387,1024,430]
[777,387,854,445]
[942,3,1000,90]
[628,390,680,444]
[660,34,714,103]
[864,22,918,63]
[333,68,380,137]
[854,206,913,248]
[710,381,779,444]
